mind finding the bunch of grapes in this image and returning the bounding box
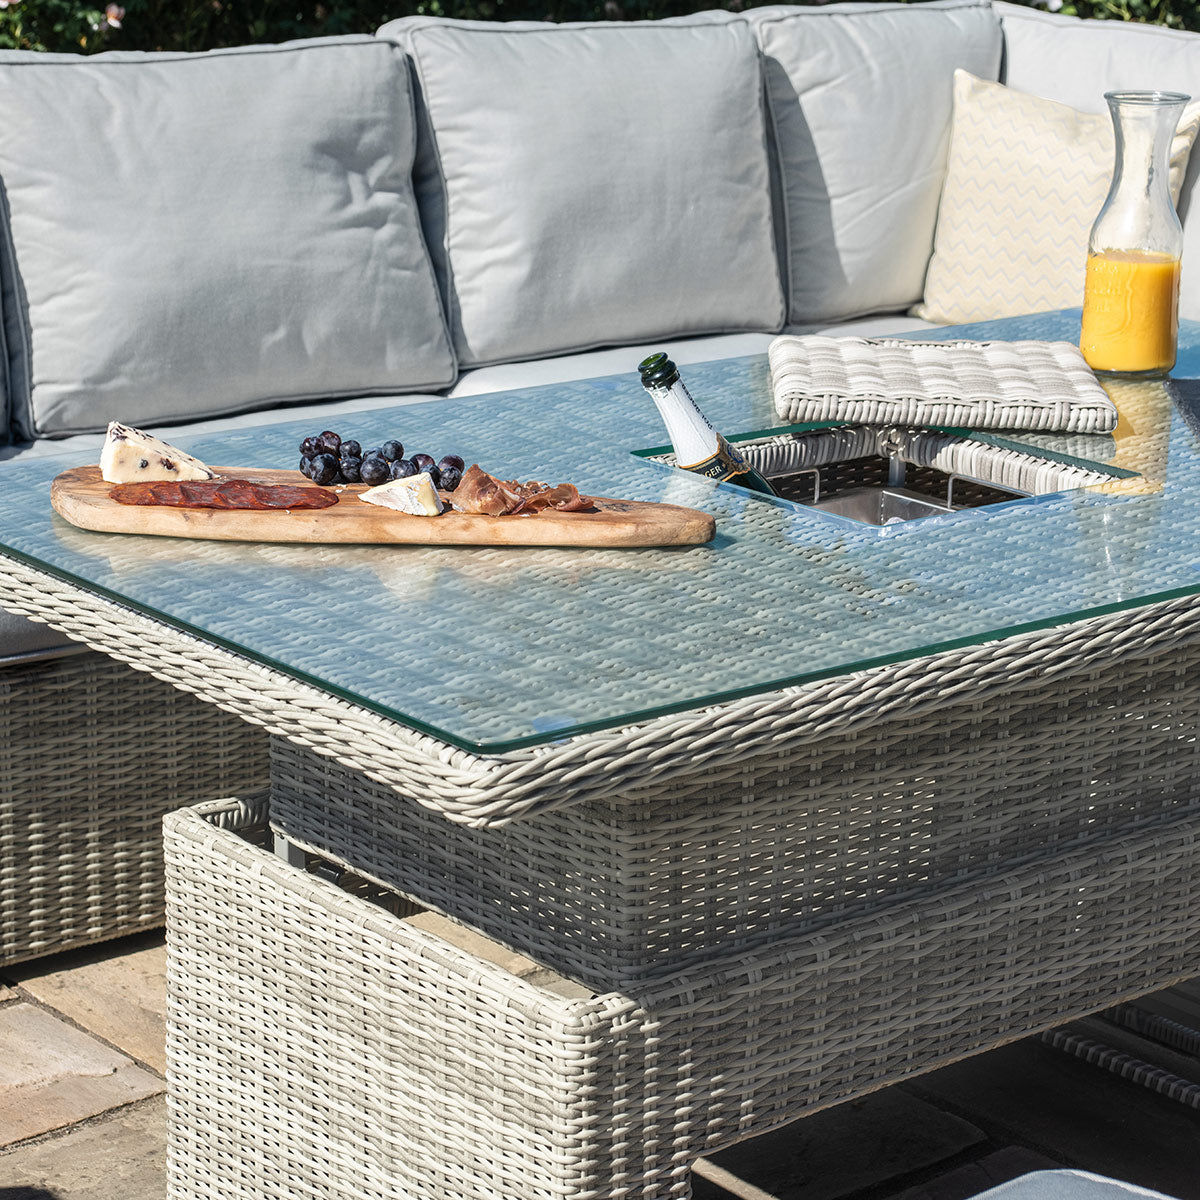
[298,431,465,492]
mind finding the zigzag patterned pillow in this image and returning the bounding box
[913,70,1200,324]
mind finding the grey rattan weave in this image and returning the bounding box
[166,799,1200,1200]
[5,550,1200,831]
[269,603,1200,990]
[0,648,268,965]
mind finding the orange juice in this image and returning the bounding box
[1080,248,1181,375]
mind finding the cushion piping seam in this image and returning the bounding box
[452,319,783,373]
[0,35,388,67]
[394,47,458,387]
[398,16,759,36]
[997,4,1200,44]
[406,38,466,361]
[751,0,993,32]
[0,185,28,444]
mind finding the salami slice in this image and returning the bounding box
[110,479,339,510]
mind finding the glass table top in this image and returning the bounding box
[0,308,1195,753]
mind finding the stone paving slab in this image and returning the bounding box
[903,1041,1200,1200]
[885,1148,1063,1200]
[8,934,166,1073]
[691,1089,987,1200]
[0,1095,165,1198]
[0,1003,162,1148]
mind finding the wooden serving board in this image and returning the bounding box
[51,466,716,548]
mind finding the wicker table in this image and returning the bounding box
[2,309,1200,1198]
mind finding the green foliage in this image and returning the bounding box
[1052,0,1190,27]
[0,1,109,51]
[0,0,1197,55]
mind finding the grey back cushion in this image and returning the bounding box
[0,37,455,441]
[734,0,1002,325]
[377,17,785,369]
[997,0,1200,322]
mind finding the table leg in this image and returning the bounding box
[272,830,306,868]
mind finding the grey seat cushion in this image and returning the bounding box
[0,608,81,662]
[379,16,785,369]
[997,0,1200,322]
[0,36,455,441]
[447,317,938,397]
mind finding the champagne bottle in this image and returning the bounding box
[637,352,777,496]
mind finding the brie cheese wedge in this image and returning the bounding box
[359,472,444,516]
[100,422,216,484]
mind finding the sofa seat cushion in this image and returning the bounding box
[379,16,785,370]
[446,317,938,397]
[1,319,934,466]
[0,390,450,470]
[914,70,1200,325]
[997,0,1200,322]
[0,608,81,663]
[735,0,1001,325]
[0,37,455,442]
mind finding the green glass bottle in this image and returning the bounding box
[637,352,777,496]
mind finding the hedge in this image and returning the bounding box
[0,0,1193,56]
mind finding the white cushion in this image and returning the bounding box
[998,0,1200,320]
[914,71,1200,324]
[378,16,785,369]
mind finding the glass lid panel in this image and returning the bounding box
[0,308,1197,752]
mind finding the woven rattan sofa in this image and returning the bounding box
[2,0,1200,968]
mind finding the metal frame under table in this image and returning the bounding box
[2,551,1199,1198]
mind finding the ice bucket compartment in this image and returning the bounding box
[638,425,1131,527]
[811,485,955,525]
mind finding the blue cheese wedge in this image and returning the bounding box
[100,422,215,484]
[359,472,444,516]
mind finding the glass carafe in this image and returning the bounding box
[1080,90,1190,378]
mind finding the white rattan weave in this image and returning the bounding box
[165,799,1200,1200]
[730,426,1116,495]
[769,336,1119,432]
[4,551,1200,831]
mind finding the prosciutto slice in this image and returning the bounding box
[451,465,594,516]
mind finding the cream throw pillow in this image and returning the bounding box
[913,70,1200,324]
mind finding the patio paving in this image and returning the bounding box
[1,932,1197,1200]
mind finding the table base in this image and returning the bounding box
[166,799,1200,1200]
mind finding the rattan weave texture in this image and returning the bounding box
[4,551,1200,829]
[658,425,1116,496]
[0,649,268,965]
[733,425,1117,494]
[166,800,1200,1200]
[769,336,1118,431]
[270,611,1200,989]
